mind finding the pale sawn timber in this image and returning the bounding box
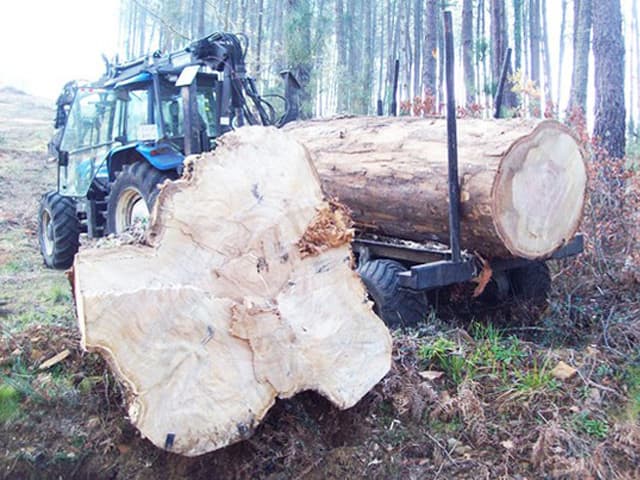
[285,117,587,259]
[73,127,392,456]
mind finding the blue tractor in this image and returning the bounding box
[39,33,296,269]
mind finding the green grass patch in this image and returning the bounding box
[513,357,558,393]
[0,382,22,423]
[573,412,609,439]
[0,258,31,275]
[622,365,640,420]
[418,324,561,395]
[418,337,474,386]
[44,283,72,305]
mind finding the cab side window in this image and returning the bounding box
[61,91,115,151]
[125,90,150,141]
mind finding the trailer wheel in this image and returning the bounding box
[106,162,176,235]
[508,261,551,305]
[357,259,429,328]
[38,192,80,269]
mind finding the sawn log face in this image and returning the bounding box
[73,127,392,456]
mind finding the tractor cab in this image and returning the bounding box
[39,32,297,269]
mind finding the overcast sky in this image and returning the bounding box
[0,0,120,99]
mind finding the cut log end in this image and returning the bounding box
[492,121,587,259]
[74,126,392,456]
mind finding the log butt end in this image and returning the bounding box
[492,121,587,259]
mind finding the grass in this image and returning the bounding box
[514,357,558,393]
[622,365,640,421]
[45,284,72,305]
[416,323,568,407]
[573,412,609,439]
[0,382,22,423]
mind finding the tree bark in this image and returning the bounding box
[529,0,541,88]
[462,0,476,106]
[490,0,516,109]
[285,117,587,260]
[541,0,553,110]
[568,0,592,114]
[556,0,568,109]
[490,0,507,85]
[413,0,423,100]
[335,0,348,112]
[423,0,438,97]
[74,126,392,457]
[513,0,523,71]
[592,0,626,159]
[284,0,313,118]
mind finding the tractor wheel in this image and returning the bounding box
[106,162,176,235]
[508,261,551,305]
[357,259,429,328]
[38,192,80,269]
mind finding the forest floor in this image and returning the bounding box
[0,87,639,479]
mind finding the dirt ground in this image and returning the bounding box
[0,87,639,480]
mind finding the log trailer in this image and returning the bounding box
[41,20,584,331]
[346,13,584,327]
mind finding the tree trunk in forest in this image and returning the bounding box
[74,127,392,457]
[631,0,639,133]
[462,0,476,107]
[285,117,587,260]
[364,0,374,114]
[592,0,626,159]
[413,0,423,100]
[437,17,445,109]
[423,0,438,97]
[556,0,568,109]
[541,0,553,111]
[284,0,313,118]
[529,0,541,88]
[377,1,385,106]
[568,0,592,115]
[513,0,523,71]
[476,0,487,108]
[404,1,413,103]
[490,0,506,85]
[335,0,348,112]
[196,0,205,38]
[255,0,264,82]
[490,0,516,110]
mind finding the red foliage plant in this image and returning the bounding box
[565,107,640,286]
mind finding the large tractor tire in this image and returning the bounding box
[106,162,176,235]
[357,259,429,328]
[38,192,80,269]
[509,261,551,304]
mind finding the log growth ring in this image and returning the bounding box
[491,120,587,259]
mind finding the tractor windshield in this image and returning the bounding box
[158,83,219,143]
[59,88,116,197]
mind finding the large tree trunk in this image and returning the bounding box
[592,0,626,159]
[285,117,587,260]
[73,127,392,457]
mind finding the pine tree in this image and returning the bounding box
[593,0,626,158]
